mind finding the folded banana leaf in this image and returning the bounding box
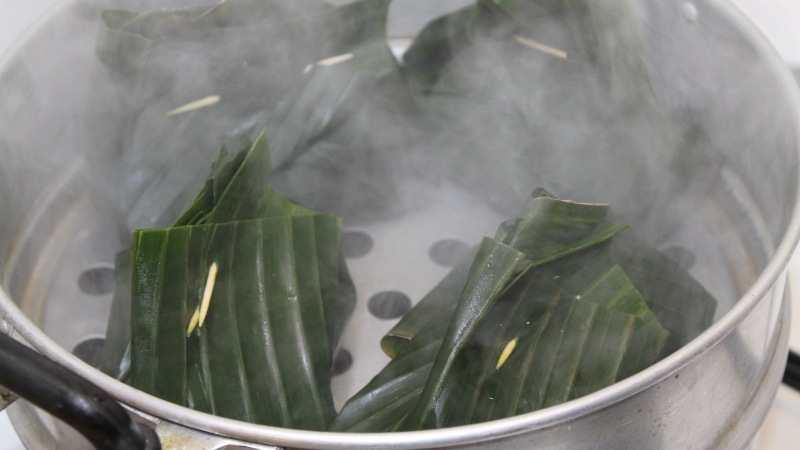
[333,192,717,431]
[458,265,668,425]
[481,0,655,100]
[91,0,411,229]
[267,34,421,220]
[101,130,355,430]
[400,0,713,244]
[332,189,672,431]
[131,214,342,428]
[611,237,718,355]
[331,236,529,433]
[98,140,260,380]
[379,247,477,359]
[399,5,476,94]
[379,188,625,359]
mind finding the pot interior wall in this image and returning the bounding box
[0,0,798,431]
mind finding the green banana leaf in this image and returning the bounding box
[463,266,668,424]
[92,0,411,229]
[483,0,655,99]
[331,236,528,433]
[334,184,715,431]
[396,237,531,430]
[98,130,208,380]
[611,237,718,355]
[529,231,718,356]
[398,194,661,430]
[92,0,331,229]
[400,5,477,93]
[104,129,355,430]
[131,214,342,428]
[379,189,627,358]
[379,247,477,359]
[171,142,248,227]
[399,0,707,243]
[332,190,658,431]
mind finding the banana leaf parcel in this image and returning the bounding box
[332,189,715,431]
[108,131,356,430]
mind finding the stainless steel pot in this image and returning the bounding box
[1,0,799,448]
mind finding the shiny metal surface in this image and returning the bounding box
[1,0,799,448]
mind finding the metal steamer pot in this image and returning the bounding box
[1,0,799,448]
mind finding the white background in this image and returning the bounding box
[0,0,799,448]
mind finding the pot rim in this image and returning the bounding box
[2,0,800,448]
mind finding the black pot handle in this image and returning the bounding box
[0,332,160,450]
[783,350,800,392]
